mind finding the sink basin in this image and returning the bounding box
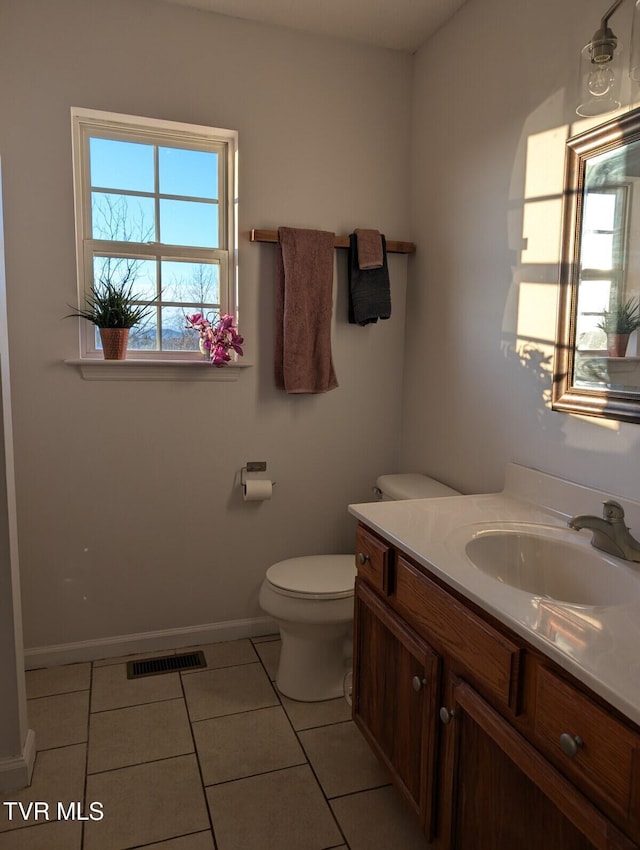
[463,524,640,606]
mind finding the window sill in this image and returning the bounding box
[64,359,253,382]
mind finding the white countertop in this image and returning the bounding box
[348,463,640,726]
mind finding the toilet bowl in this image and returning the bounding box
[259,555,356,702]
[259,473,460,702]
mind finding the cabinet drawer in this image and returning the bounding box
[355,525,394,595]
[534,666,640,822]
[393,556,521,711]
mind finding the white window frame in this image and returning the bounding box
[70,107,238,361]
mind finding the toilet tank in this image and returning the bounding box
[374,473,460,501]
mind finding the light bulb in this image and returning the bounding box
[577,37,622,117]
[588,64,615,97]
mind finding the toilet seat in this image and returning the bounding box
[265,555,356,600]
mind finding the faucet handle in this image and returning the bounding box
[603,500,625,521]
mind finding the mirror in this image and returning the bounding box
[553,106,640,422]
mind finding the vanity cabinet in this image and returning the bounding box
[352,522,640,850]
[439,677,635,850]
[354,580,440,837]
[533,666,640,833]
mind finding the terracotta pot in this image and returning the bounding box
[99,328,130,360]
[606,333,630,357]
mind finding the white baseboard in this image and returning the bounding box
[0,728,36,792]
[24,616,278,669]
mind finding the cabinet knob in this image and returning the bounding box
[439,706,455,724]
[559,733,584,758]
[357,553,370,566]
[412,675,426,692]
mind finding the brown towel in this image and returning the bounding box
[275,227,339,394]
[354,228,383,269]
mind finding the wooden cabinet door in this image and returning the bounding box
[439,677,638,850]
[353,578,440,839]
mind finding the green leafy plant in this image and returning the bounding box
[66,280,153,329]
[597,296,640,335]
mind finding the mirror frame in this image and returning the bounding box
[553,105,640,423]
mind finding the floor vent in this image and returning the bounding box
[127,650,206,679]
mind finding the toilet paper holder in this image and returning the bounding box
[240,461,276,488]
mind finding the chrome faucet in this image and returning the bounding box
[568,500,640,562]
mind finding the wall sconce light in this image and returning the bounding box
[577,0,640,116]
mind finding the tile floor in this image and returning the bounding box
[0,636,428,850]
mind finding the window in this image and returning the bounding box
[574,184,629,354]
[573,184,630,386]
[71,108,237,359]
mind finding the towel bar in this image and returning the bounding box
[250,229,415,254]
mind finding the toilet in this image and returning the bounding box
[259,473,460,702]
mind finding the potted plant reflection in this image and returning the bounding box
[597,296,640,357]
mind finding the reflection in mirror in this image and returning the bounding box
[553,106,640,422]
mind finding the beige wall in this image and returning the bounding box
[0,0,412,654]
[403,0,640,500]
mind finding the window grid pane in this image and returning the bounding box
[90,138,155,193]
[91,193,156,242]
[160,260,220,305]
[159,199,219,248]
[158,147,218,199]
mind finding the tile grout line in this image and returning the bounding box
[81,660,95,850]
[90,695,186,717]
[26,686,91,701]
[90,693,183,716]
[84,750,199,779]
[249,636,353,850]
[290,721,352,850]
[186,699,281,726]
[126,828,216,849]
[326,780,394,802]
[199,759,312,790]
[178,667,219,850]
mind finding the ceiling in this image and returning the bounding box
[155,0,468,52]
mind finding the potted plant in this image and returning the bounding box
[67,280,154,360]
[597,296,640,357]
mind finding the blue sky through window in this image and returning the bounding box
[90,139,154,192]
[159,147,218,198]
[160,199,218,248]
[89,137,219,249]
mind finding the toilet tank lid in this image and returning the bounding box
[266,555,356,596]
[376,473,460,500]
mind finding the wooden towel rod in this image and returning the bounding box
[250,229,416,255]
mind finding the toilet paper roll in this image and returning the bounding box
[243,479,273,502]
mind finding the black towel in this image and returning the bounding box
[348,233,391,325]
